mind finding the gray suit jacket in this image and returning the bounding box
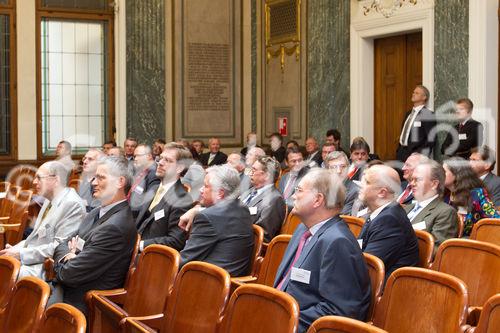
[241,185,286,242]
[180,199,254,276]
[483,172,500,207]
[405,197,458,252]
[14,187,85,279]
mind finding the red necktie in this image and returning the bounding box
[276,230,312,290]
[348,166,359,180]
[398,185,412,204]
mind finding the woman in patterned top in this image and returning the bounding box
[443,157,499,236]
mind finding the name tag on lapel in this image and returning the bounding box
[134,186,144,194]
[76,237,85,251]
[290,267,311,284]
[249,207,258,215]
[459,133,467,140]
[413,121,422,127]
[412,221,426,230]
[154,209,165,220]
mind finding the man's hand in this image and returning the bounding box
[68,236,79,254]
[63,252,77,262]
[0,246,20,260]
[178,205,201,231]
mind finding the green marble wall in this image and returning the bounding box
[126,0,166,144]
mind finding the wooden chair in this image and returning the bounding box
[281,212,302,235]
[68,178,82,192]
[0,276,51,333]
[466,293,500,333]
[363,253,384,321]
[124,233,141,288]
[372,267,468,333]
[431,239,500,322]
[122,261,231,333]
[307,315,388,333]
[0,182,10,209]
[0,256,21,315]
[0,185,20,218]
[470,218,500,246]
[218,284,299,333]
[249,224,264,276]
[39,303,86,333]
[0,189,32,249]
[457,212,465,237]
[87,244,179,333]
[340,215,365,238]
[415,229,434,268]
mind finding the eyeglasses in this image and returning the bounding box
[327,164,347,170]
[35,174,55,181]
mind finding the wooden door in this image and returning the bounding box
[374,32,422,161]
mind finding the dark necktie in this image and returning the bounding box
[244,190,258,205]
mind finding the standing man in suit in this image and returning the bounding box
[279,147,308,209]
[199,137,228,167]
[52,156,137,314]
[469,145,500,207]
[397,153,429,205]
[0,161,85,279]
[124,137,138,162]
[180,165,254,276]
[441,98,483,159]
[274,168,371,332]
[358,165,419,279]
[240,156,286,242]
[304,137,323,167]
[135,143,192,251]
[78,148,105,212]
[128,144,160,218]
[396,85,436,162]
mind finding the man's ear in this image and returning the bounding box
[117,176,126,190]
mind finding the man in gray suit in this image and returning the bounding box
[405,160,458,252]
[79,148,105,212]
[470,145,500,207]
[180,165,254,276]
[240,156,286,242]
[0,161,85,279]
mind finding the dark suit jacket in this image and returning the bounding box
[341,179,360,215]
[358,202,419,279]
[278,167,309,208]
[405,197,458,252]
[241,186,286,242]
[305,151,323,168]
[347,163,365,182]
[129,164,161,218]
[135,180,192,250]
[271,146,286,164]
[199,151,228,167]
[483,172,500,207]
[274,216,371,333]
[53,201,136,314]
[180,199,254,276]
[396,107,436,162]
[398,183,414,205]
[441,118,483,159]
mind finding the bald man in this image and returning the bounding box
[357,165,419,279]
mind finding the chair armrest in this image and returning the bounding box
[44,258,55,281]
[90,294,131,326]
[85,288,127,309]
[0,217,10,221]
[0,223,20,233]
[231,276,258,284]
[120,314,164,331]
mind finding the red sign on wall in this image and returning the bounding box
[278,117,288,136]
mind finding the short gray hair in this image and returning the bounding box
[206,164,241,199]
[97,156,133,193]
[324,151,349,166]
[136,144,152,155]
[43,160,70,186]
[302,168,345,210]
[425,160,446,195]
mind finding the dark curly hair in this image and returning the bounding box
[444,156,483,208]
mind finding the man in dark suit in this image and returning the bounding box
[405,160,458,253]
[129,144,160,218]
[441,98,483,159]
[53,156,137,315]
[135,143,193,251]
[78,148,105,212]
[396,85,436,162]
[397,153,429,206]
[124,137,138,162]
[274,168,371,333]
[199,137,228,167]
[347,137,371,182]
[304,137,323,167]
[278,147,309,209]
[240,156,286,242]
[269,132,286,164]
[240,132,258,156]
[470,146,500,207]
[180,165,254,276]
[358,165,419,279]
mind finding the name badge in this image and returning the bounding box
[356,208,368,217]
[459,133,467,140]
[412,221,426,230]
[0,192,6,199]
[290,267,311,284]
[357,239,363,248]
[76,237,85,251]
[413,121,422,127]
[134,186,144,194]
[154,209,165,220]
[38,227,47,238]
[249,207,258,215]
[458,206,468,215]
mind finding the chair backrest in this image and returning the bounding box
[0,182,10,208]
[280,212,302,235]
[431,239,500,307]
[256,234,292,286]
[306,315,388,333]
[363,253,385,321]
[457,213,465,238]
[124,233,141,288]
[219,284,299,333]
[5,189,33,246]
[9,167,37,191]
[340,215,365,238]
[1,276,51,333]
[250,225,264,276]
[123,244,180,316]
[0,185,20,217]
[162,261,231,332]
[470,218,500,246]
[39,303,86,333]
[372,267,468,333]
[0,256,20,310]
[68,179,81,192]
[471,293,500,333]
[414,229,434,268]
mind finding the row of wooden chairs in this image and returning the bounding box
[0,182,33,249]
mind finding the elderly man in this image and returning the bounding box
[199,137,227,167]
[244,146,266,176]
[469,145,500,206]
[240,156,286,242]
[180,165,254,276]
[304,137,322,167]
[358,165,419,279]
[398,153,429,205]
[0,161,85,279]
[274,168,370,332]
[124,137,138,161]
[79,148,105,212]
[279,147,308,208]
[240,132,258,156]
[53,156,137,314]
[227,153,251,193]
[129,144,160,218]
[55,140,75,174]
[405,160,458,252]
[324,151,359,215]
[135,143,192,251]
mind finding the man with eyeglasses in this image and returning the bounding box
[278,147,309,209]
[324,151,359,215]
[79,148,105,212]
[0,161,85,279]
